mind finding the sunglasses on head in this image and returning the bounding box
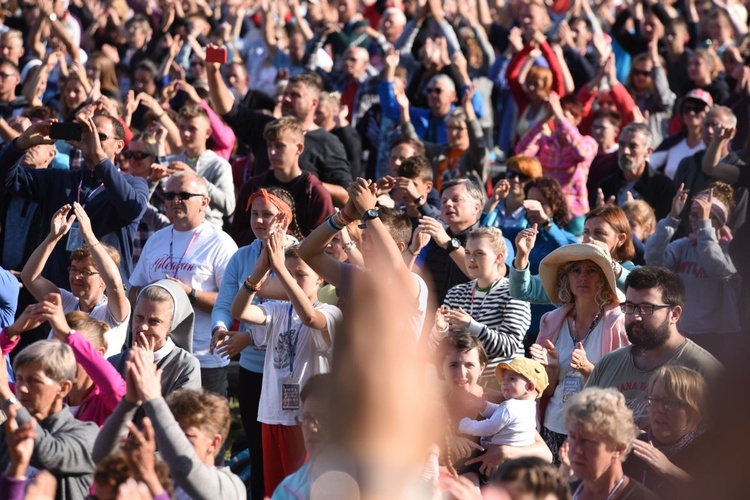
[121,151,152,160]
[164,191,204,201]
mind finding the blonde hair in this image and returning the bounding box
[556,260,617,307]
[447,107,468,129]
[692,49,724,79]
[66,311,109,352]
[621,200,656,240]
[565,388,639,460]
[167,389,232,442]
[263,116,306,143]
[648,366,706,428]
[467,227,507,257]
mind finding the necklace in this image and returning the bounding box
[569,307,603,347]
[572,475,625,500]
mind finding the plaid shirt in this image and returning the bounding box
[516,118,597,217]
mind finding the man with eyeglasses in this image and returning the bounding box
[586,266,722,426]
[0,112,148,288]
[129,171,238,397]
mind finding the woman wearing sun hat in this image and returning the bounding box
[529,243,630,464]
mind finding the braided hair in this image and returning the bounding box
[267,187,304,241]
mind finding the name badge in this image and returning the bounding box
[562,373,583,403]
[282,383,300,411]
[66,222,84,252]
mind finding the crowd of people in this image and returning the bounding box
[0,0,748,498]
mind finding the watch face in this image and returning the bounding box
[450,238,461,250]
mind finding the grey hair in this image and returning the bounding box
[707,105,738,128]
[441,178,486,206]
[168,171,209,197]
[382,7,407,25]
[620,122,653,149]
[427,74,456,94]
[13,340,77,383]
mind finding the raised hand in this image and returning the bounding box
[408,225,430,256]
[417,216,451,248]
[693,188,713,221]
[529,339,559,368]
[523,199,548,224]
[71,202,96,244]
[514,224,539,257]
[347,178,378,215]
[216,330,252,359]
[4,405,37,479]
[445,306,472,330]
[50,204,76,239]
[434,306,449,332]
[266,230,287,273]
[570,342,592,374]
[384,47,400,69]
[38,293,71,337]
[6,304,46,340]
[15,119,58,151]
[490,179,511,203]
[129,346,163,402]
[122,417,160,489]
[670,183,689,219]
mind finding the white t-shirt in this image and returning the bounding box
[253,301,342,425]
[544,320,604,434]
[458,398,537,447]
[129,222,238,368]
[411,273,429,342]
[648,138,705,180]
[60,288,129,358]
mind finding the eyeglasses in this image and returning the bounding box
[426,88,442,95]
[295,413,321,430]
[632,70,652,77]
[619,302,673,315]
[646,396,685,411]
[506,170,530,182]
[68,267,100,278]
[164,191,205,201]
[121,151,152,160]
[98,133,119,142]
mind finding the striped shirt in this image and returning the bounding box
[432,278,532,377]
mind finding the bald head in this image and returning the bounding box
[343,47,370,79]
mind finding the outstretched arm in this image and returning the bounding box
[20,206,74,301]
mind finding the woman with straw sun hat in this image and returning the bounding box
[529,243,630,464]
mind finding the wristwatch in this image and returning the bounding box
[359,208,379,228]
[49,13,57,21]
[188,288,197,304]
[2,395,19,411]
[414,195,425,206]
[445,237,461,254]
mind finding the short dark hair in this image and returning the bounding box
[377,206,412,247]
[436,332,489,370]
[392,136,425,156]
[568,15,592,32]
[301,373,333,403]
[625,266,686,307]
[94,114,125,140]
[492,456,572,500]
[560,95,583,121]
[133,59,158,79]
[397,155,433,182]
[592,108,622,129]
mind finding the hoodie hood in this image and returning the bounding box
[138,279,195,353]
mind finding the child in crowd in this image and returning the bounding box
[231,231,342,494]
[458,356,548,448]
[621,199,656,265]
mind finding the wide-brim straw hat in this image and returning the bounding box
[538,243,623,305]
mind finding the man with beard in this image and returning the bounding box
[587,266,722,426]
[596,123,676,219]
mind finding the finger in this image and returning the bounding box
[577,342,584,350]
[141,416,155,443]
[545,339,556,350]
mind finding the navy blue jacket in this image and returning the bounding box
[0,141,148,288]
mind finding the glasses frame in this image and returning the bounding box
[619,302,673,316]
[122,151,153,160]
[67,266,100,278]
[645,396,685,411]
[164,191,205,202]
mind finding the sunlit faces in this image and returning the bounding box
[62,78,87,111]
[267,129,304,170]
[525,187,553,218]
[687,54,711,83]
[647,381,696,445]
[342,47,369,79]
[14,363,70,421]
[132,298,173,351]
[617,129,652,174]
[590,118,618,150]
[179,424,221,464]
[630,59,653,93]
[701,111,733,147]
[314,97,336,130]
[440,183,481,228]
[566,423,624,483]
[500,370,532,400]
[392,175,431,205]
[0,35,23,65]
[20,143,56,169]
[426,78,456,116]
[325,232,347,261]
[68,257,105,302]
[281,82,316,121]
[94,115,125,160]
[250,198,284,241]
[582,217,627,258]
[625,213,649,242]
[300,394,327,453]
[178,115,212,155]
[566,260,604,300]
[121,139,154,178]
[285,256,323,297]
[464,236,503,281]
[623,287,677,350]
[389,143,419,174]
[442,347,485,394]
[446,118,469,151]
[164,176,209,228]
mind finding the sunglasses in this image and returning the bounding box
[164,191,204,201]
[631,69,651,77]
[121,151,152,160]
[426,87,442,95]
[682,102,707,114]
[506,170,530,182]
